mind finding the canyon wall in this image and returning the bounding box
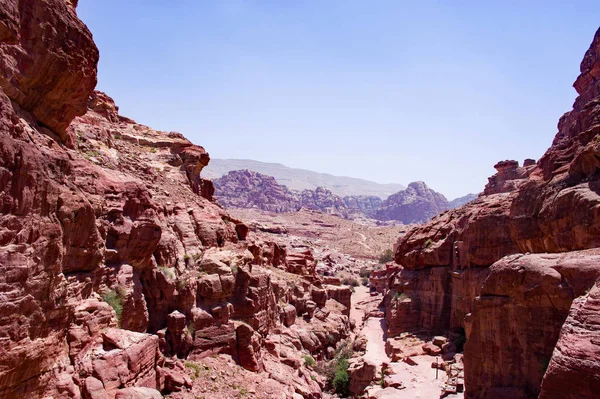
[388,27,600,398]
[0,3,352,398]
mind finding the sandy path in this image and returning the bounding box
[350,287,390,367]
[350,286,464,399]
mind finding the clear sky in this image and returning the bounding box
[78,1,600,199]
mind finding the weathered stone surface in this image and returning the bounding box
[390,27,600,399]
[348,359,377,396]
[115,387,163,399]
[0,0,99,142]
[539,282,600,399]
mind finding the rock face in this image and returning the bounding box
[386,27,600,399]
[215,172,470,222]
[448,193,478,209]
[213,170,352,216]
[342,195,383,217]
[213,169,301,212]
[375,181,450,224]
[0,0,99,143]
[0,5,353,399]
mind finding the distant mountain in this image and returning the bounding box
[375,181,450,224]
[212,169,300,213]
[449,193,479,208]
[203,158,405,198]
[214,170,476,224]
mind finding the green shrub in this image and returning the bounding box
[361,277,369,286]
[424,239,433,248]
[158,265,175,280]
[183,253,191,264]
[303,355,316,367]
[102,289,124,326]
[378,249,394,264]
[184,361,201,380]
[332,357,350,396]
[359,268,371,278]
[187,322,196,337]
[341,276,359,287]
[393,292,408,302]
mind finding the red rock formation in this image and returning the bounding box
[0,3,354,398]
[388,27,600,398]
[375,181,450,224]
[0,0,99,143]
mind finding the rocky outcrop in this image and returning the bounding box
[299,186,349,215]
[0,5,354,399]
[213,170,351,216]
[0,0,99,144]
[375,181,450,224]
[213,169,301,212]
[387,27,600,399]
[215,172,473,223]
[448,193,478,208]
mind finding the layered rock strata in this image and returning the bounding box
[385,27,600,399]
[0,3,353,398]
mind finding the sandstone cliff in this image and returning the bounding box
[0,3,353,398]
[386,27,600,399]
[375,181,450,224]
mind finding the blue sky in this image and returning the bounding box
[78,1,600,199]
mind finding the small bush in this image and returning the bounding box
[102,289,124,326]
[393,292,408,301]
[303,355,316,367]
[361,277,369,286]
[341,276,359,287]
[332,357,350,396]
[424,239,433,248]
[231,264,238,274]
[183,253,191,264]
[185,361,201,380]
[158,265,175,280]
[359,268,371,278]
[378,249,394,264]
[187,322,196,337]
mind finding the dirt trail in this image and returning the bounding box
[350,286,464,399]
[350,286,390,367]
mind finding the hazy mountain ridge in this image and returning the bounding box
[203,158,406,198]
[214,170,476,223]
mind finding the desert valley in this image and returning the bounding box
[1,2,600,399]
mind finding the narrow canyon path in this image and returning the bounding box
[350,286,390,367]
[350,285,464,399]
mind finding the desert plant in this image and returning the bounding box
[332,357,350,396]
[361,277,369,286]
[378,249,394,264]
[393,292,408,302]
[341,276,359,287]
[424,239,433,248]
[158,265,175,280]
[303,355,316,367]
[187,322,196,337]
[184,361,201,380]
[359,268,371,278]
[102,289,124,326]
[183,253,191,264]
